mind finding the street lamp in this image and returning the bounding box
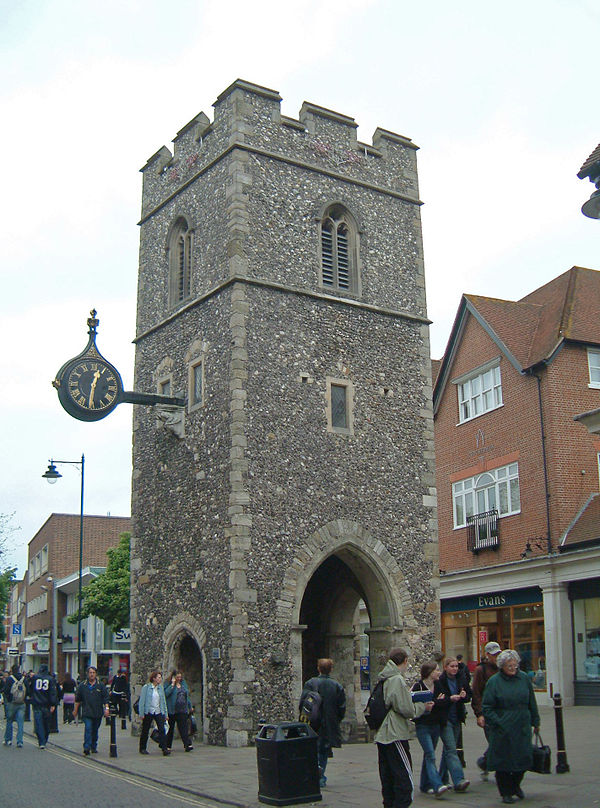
[42,454,85,682]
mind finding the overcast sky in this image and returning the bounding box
[1,0,598,575]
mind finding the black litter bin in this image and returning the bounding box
[256,722,322,805]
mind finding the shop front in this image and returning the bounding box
[441,586,546,690]
[570,577,600,704]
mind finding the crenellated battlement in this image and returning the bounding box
[140,79,420,220]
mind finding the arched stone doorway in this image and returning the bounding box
[163,614,206,741]
[287,522,410,738]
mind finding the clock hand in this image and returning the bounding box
[89,370,101,407]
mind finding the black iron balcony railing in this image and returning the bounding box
[467,509,500,553]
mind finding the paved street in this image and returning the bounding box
[0,733,222,808]
[1,704,599,807]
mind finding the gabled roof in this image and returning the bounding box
[433,267,600,413]
[560,493,600,549]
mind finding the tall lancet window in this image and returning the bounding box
[320,205,358,294]
[169,217,192,307]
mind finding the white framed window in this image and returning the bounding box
[326,377,354,435]
[453,462,521,528]
[188,359,204,412]
[587,349,600,388]
[41,544,48,574]
[456,361,503,423]
[26,592,48,617]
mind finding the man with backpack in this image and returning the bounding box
[299,658,346,789]
[3,664,27,747]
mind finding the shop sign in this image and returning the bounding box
[441,586,542,613]
[478,630,488,646]
[8,648,19,656]
[113,628,130,643]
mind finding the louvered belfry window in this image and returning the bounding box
[321,205,355,292]
[169,217,192,307]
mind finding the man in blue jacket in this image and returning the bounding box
[73,666,110,755]
[30,664,58,749]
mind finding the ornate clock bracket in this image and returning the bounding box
[53,310,187,428]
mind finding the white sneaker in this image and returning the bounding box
[435,785,450,798]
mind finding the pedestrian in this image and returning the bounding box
[138,670,170,756]
[374,648,434,808]
[30,664,58,749]
[456,654,471,684]
[434,657,470,792]
[300,658,346,789]
[482,649,540,804]
[411,661,449,798]
[73,666,110,755]
[61,672,77,724]
[164,670,193,752]
[471,640,502,780]
[2,664,27,748]
[49,672,61,733]
[110,669,130,724]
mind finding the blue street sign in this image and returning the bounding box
[12,623,22,635]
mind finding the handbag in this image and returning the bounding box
[530,730,551,774]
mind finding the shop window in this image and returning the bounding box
[573,596,600,680]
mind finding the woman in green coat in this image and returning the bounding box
[482,650,540,804]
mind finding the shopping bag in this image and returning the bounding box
[530,730,551,774]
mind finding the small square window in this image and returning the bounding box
[326,378,354,434]
[189,360,203,411]
[159,378,171,397]
[331,384,347,429]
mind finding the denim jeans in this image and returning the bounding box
[438,720,465,786]
[317,736,331,780]
[83,716,103,752]
[4,702,25,745]
[415,722,444,792]
[33,707,51,747]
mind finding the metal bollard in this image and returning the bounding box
[109,705,118,758]
[552,693,570,773]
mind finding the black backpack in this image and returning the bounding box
[298,688,323,730]
[364,679,389,730]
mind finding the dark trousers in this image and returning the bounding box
[139,713,168,751]
[33,707,51,747]
[165,712,191,749]
[377,740,414,808]
[495,770,525,797]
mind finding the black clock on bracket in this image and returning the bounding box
[53,309,124,422]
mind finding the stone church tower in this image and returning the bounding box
[131,80,439,746]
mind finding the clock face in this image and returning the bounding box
[57,357,122,421]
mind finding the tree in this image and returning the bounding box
[0,567,17,642]
[69,532,130,632]
[0,512,19,564]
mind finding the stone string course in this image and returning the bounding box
[131,79,439,746]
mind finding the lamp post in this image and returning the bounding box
[42,454,85,682]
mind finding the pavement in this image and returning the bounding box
[5,704,600,807]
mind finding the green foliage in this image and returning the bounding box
[0,567,17,642]
[68,532,130,632]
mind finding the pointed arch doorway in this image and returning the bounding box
[298,546,397,736]
[163,617,206,742]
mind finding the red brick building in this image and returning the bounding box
[434,266,600,705]
[22,513,131,678]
